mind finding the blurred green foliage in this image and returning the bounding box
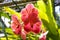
[0,0,60,40]
[35,0,60,40]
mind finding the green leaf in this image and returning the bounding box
[0,28,19,40]
[58,29,60,40]
[35,0,58,36]
[5,28,14,35]
[36,1,49,22]
[30,37,35,40]
[1,12,10,19]
[0,12,3,17]
[46,0,58,35]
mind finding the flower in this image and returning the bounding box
[39,31,48,40]
[40,35,46,40]
[11,15,22,34]
[11,15,27,40]
[21,31,26,40]
[21,4,42,34]
[11,3,42,40]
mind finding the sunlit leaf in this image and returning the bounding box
[36,0,49,22]
[46,0,58,35]
[35,0,58,36]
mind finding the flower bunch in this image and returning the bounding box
[21,4,42,34]
[11,4,43,40]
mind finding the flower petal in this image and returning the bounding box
[24,22,31,32]
[26,4,34,14]
[11,15,20,25]
[11,22,22,34]
[32,22,41,34]
[21,31,26,40]
[21,8,29,24]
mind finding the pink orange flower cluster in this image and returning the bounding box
[11,4,42,40]
[21,4,42,34]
